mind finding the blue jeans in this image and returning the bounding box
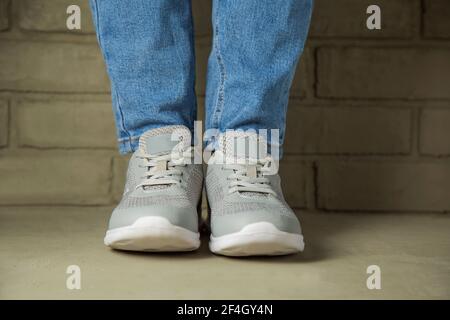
[90,0,313,154]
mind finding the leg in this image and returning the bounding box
[91,1,202,252]
[205,0,313,256]
[90,0,197,154]
[205,0,313,153]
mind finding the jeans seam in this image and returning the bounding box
[114,89,133,147]
[188,0,197,127]
[92,0,101,44]
[93,0,133,148]
[211,2,226,130]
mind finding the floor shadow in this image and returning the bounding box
[222,210,396,264]
[107,211,391,263]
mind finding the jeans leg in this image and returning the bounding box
[205,0,313,156]
[90,0,197,154]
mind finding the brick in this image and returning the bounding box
[16,100,116,148]
[0,154,112,205]
[0,41,109,92]
[290,48,311,98]
[317,47,450,99]
[18,0,94,33]
[192,0,212,37]
[318,161,450,212]
[310,0,418,38]
[0,100,8,147]
[279,159,310,208]
[0,0,10,31]
[112,155,130,202]
[420,108,450,156]
[423,0,450,39]
[285,107,411,155]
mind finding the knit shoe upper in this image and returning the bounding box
[205,131,303,253]
[104,125,203,251]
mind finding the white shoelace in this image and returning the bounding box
[225,157,277,196]
[135,148,193,190]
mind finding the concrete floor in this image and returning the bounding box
[0,207,449,299]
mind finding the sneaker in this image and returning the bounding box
[104,125,203,252]
[205,132,304,256]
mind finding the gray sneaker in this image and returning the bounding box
[104,125,203,252]
[205,132,304,256]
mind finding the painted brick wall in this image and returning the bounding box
[0,0,449,213]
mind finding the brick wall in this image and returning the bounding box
[0,0,449,213]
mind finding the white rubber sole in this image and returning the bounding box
[104,216,200,252]
[209,222,304,256]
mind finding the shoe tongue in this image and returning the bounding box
[218,132,272,199]
[139,125,191,156]
[219,131,268,162]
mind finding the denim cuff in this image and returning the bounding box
[118,137,140,155]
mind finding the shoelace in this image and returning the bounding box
[135,147,193,189]
[225,157,277,196]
